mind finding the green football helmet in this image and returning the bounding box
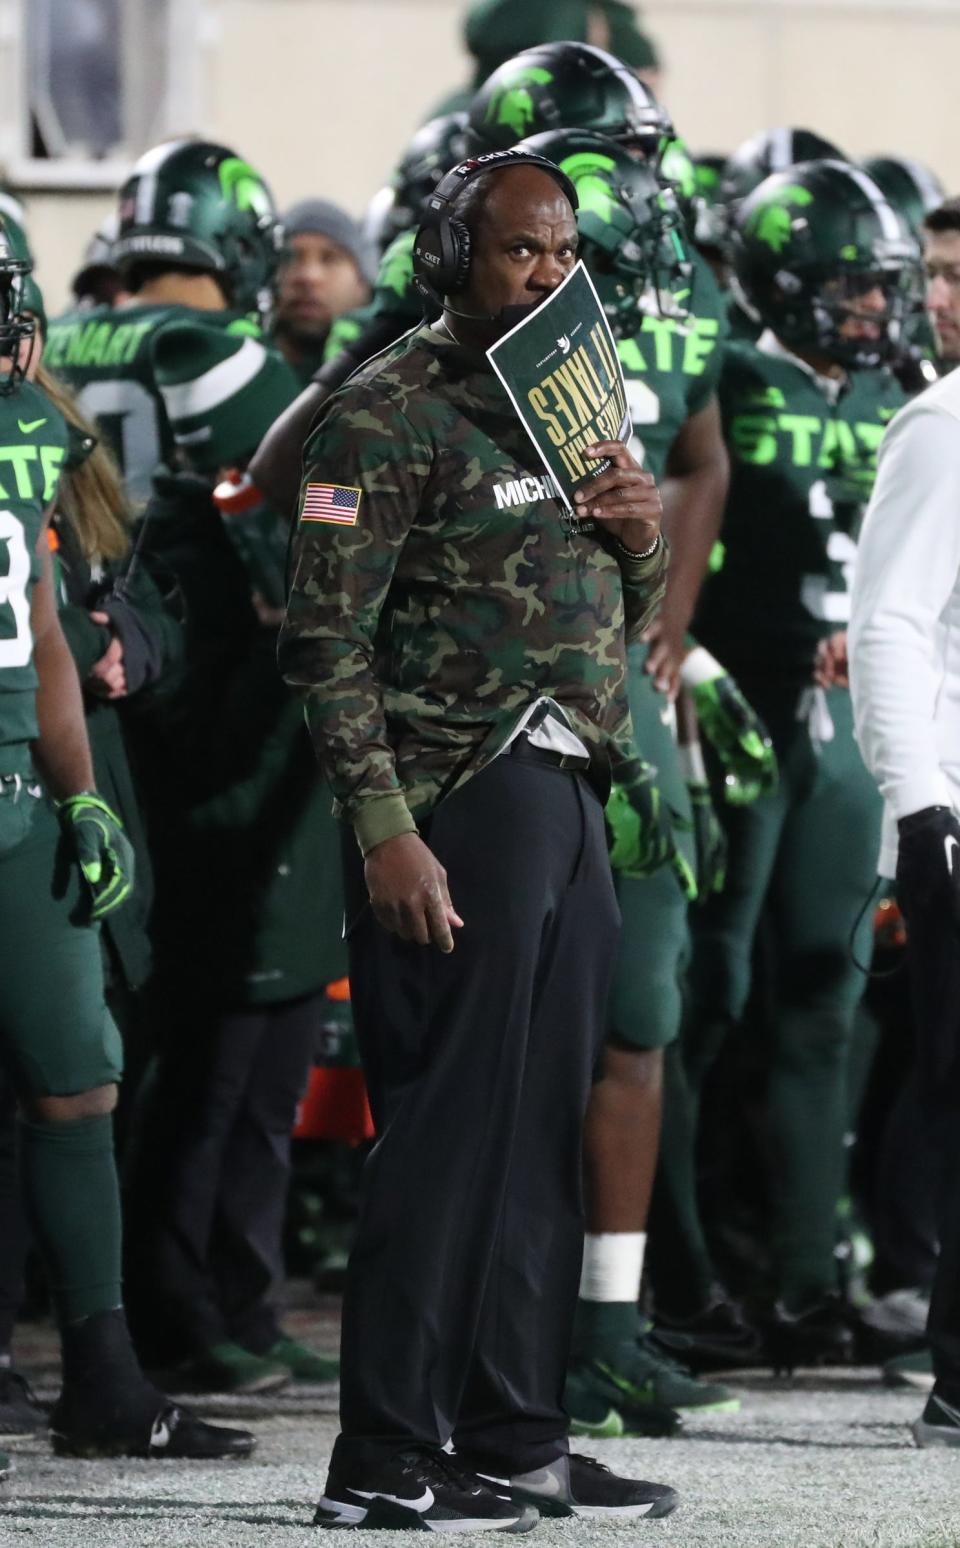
[518,127,691,336]
[364,113,469,256]
[0,214,36,394]
[113,139,279,315]
[466,41,670,160]
[732,159,921,368]
[862,156,946,237]
[722,128,846,208]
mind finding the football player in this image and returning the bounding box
[0,214,252,1460]
[664,161,918,1368]
[717,129,847,340]
[45,139,278,506]
[518,123,780,1433]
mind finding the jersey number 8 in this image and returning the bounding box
[0,511,32,668]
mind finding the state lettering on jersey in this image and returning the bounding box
[694,342,908,673]
[618,314,720,379]
[0,443,65,504]
[729,408,885,482]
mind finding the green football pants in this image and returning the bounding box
[0,794,122,1097]
[680,683,881,1307]
[607,651,693,1052]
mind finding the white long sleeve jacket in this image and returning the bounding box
[849,365,960,877]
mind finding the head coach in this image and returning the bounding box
[279,149,676,1529]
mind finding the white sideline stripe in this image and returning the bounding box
[160,337,266,419]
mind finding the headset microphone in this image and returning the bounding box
[413,270,548,328]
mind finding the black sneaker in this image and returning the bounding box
[0,1369,47,1437]
[314,1447,540,1532]
[50,1398,255,1460]
[912,1393,960,1448]
[474,1453,679,1520]
[654,1294,763,1372]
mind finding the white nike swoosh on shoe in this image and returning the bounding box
[945,835,960,876]
[149,1417,173,1450]
[347,1486,435,1511]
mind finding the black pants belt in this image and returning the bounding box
[509,734,590,773]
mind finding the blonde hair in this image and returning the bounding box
[36,364,131,563]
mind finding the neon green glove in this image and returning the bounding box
[56,792,135,920]
[683,647,777,806]
[605,761,698,901]
[687,781,727,900]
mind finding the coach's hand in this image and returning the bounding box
[365,832,464,953]
[576,440,662,553]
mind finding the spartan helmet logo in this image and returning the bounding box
[217,157,273,218]
[484,67,553,139]
[745,184,814,254]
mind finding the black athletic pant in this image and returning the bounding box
[897,873,960,1403]
[124,993,318,1358]
[336,754,618,1474]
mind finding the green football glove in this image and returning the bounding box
[687,781,727,901]
[56,792,135,920]
[605,762,698,901]
[683,649,777,806]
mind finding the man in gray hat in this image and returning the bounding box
[274,200,377,379]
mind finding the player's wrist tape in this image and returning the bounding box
[681,645,724,690]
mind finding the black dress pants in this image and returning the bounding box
[897,872,960,1402]
[336,755,619,1474]
[124,993,318,1357]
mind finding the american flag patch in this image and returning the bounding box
[301,483,362,525]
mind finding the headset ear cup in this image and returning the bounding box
[448,219,471,292]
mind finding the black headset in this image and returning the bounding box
[412,149,579,301]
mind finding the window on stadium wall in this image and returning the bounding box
[27,0,169,162]
[11,0,210,188]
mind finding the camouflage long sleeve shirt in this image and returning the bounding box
[278,321,667,853]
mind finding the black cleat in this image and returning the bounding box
[50,1399,255,1460]
[654,1294,763,1372]
[0,1369,47,1437]
[314,1447,539,1532]
[473,1452,679,1521]
[765,1294,853,1376]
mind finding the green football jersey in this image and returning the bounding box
[0,380,70,754]
[694,338,907,680]
[44,303,256,506]
[603,251,728,482]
